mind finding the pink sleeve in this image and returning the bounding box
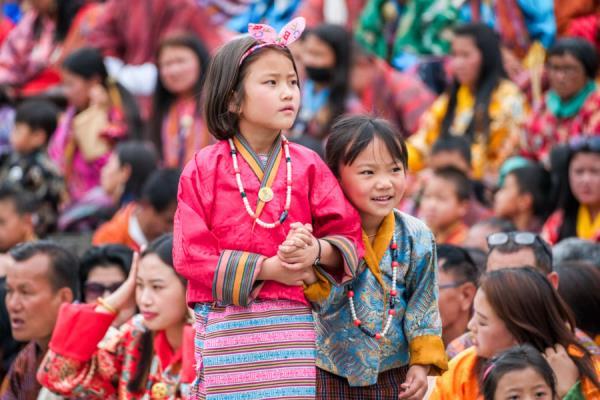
[173,159,265,306]
[87,0,122,58]
[0,13,33,85]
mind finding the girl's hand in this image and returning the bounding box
[544,344,580,398]
[259,256,310,286]
[399,365,429,400]
[278,223,319,269]
[96,252,140,314]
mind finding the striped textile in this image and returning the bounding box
[192,300,316,400]
[316,366,409,399]
[213,250,265,307]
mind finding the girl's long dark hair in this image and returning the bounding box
[480,268,599,390]
[62,47,143,139]
[440,23,506,142]
[127,234,187,393]
[148,35,211,158]
[33,0,86,41]
[304,24,352,138]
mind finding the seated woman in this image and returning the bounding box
[48,47,142,206]
[430,267,600,399]
[524,38,600,164]
[148,35,212,168]
[38,234,195,399]
[542,137,600,244]
[409,23,528,184]
[291,23,361,155]
[0,0,93,97]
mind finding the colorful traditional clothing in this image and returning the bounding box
[446,330,600,360]
[541,208,600,245]
[48,104,128,205]
[0,341,44,400]
[38,303,195,399]
[524,83,600,163]
[555,0,598,35]
[430,346,600,399]
[92,203,145,251]
[173,135,362,398]
[357,59,435,136]
[307,211,447,391]
[433,222,469,246]
[409,80,527,180]
[161,99,211,169]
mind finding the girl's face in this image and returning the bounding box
[61,69,95,110]
[493,174,523,218]
[569,152,600,207]
[238,49,300,135]
[493,367,553,400]
[135,254,187,331]
[301,34,335,69]
[338,136,406,232]
[468,289,518,359]
[158,45,201,97]
[547,53,588,100]
[450,35,482,88]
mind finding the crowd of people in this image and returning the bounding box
[0,0,599,399]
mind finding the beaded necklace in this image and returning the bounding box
[228,135,292,229]
[347,236,399,340]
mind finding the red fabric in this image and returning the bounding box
[17,67,62,97]
[0,17,14,46]
[48,303,115,362]
[89,0,225,64]
[173,140,363,306]
[566,14,600,54]
[92,203,141,251]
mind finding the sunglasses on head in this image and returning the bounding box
[84,281,123,297]
[569,136,600,152]
[487,232,552,258]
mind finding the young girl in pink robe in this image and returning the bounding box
[172,18,362,399]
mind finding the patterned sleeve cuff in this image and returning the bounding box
[322,235,359,284]
[212,250,265,306]
[303,268,332,303]
[409,335,448,374]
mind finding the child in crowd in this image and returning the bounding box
[300,115,446,397]
[93,168,181,251]
[38,234,197,399]
[0,184,37,253]
[482,344,556,400]
[494,163,552,232]
[0,100,64,236]
[419,166,471,245]
[172,18,362,399]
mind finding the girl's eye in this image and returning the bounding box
[152,285,163,291]
[265,80,276,85]
[359,170,373,175]
[290,79,298,86]
[535,390,548,398]
[392,167,403,173]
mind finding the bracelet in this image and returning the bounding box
[313,239,322,268]
[96,297,117,315]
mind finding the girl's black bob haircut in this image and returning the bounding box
[325,115,408,178]
[203,36,299,140]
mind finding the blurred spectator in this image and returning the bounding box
[296,0,365,30]
[58,140,159,233]
[437,244,479,347]
[0,90,14,155]
[493,163,552,232]
[38,234,195,398]
[419,167,470,245]
[542,138,600,244]
[149,34,212,168]
[350,41,434,137]
[555,1,598,36]
[79,244,134,327]
[0,0,90,97]
[2,241,78,399]
[463,217,515,252]
[88,0,225,98]
[92,168,181,251]
[0,100,64,236]
[524,38,600,164]
[409,23,527,183]
[48,47,142,206]
[555,261,600,345]
[0,185,37,253]
[0,254,20,385]
[292,24,359,147]
[553,238,600,268]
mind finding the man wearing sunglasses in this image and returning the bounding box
[446,231,600,359]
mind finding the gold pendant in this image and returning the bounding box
[258,187,274,202]
[151,382,168,399]
[382,1,398,22]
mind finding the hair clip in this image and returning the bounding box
[482,363,495,380]
[239,17,306,64]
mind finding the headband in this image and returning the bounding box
[239,17,306,65]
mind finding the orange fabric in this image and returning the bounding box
[554,0,598,35]
[429,347,481,400]
[92,203,140,251]
[436,222,468,246]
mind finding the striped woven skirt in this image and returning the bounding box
[192,300,316,399]
[316,366,409,399]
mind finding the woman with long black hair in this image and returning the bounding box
[408,23,527,183]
